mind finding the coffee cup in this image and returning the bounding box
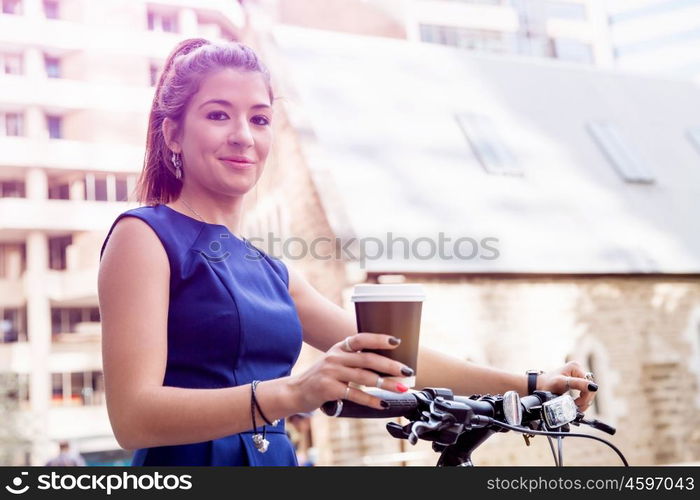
[351,283,425,387]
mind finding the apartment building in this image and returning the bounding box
[0,0,244,465]
[607,0,700,81]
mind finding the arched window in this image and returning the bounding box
[568,337,622,424]
[586,352,601,415]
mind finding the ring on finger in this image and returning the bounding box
[565,376,571,391]
[332,400,343,417]
[342,337,353,352]
[342,336,360,353]
[344,383,351,400]
[375,376,384,389]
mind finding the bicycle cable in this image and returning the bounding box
[476,418,629,466]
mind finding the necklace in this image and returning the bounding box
[180,197,206,223]
[178,198,246,243]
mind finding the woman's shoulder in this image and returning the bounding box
[100,204,203,263]
[99,207,168,264]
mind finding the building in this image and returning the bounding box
[607,0,700,82]
[265,0,614,66]
[0,0,245,466]
[257,23,700,465]
[3,0,699,467]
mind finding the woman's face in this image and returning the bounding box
[169,68,273,198]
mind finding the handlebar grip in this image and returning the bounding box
[520,391,554,411]
[589,419,616,435]
[320,389,419,418]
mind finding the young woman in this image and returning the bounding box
[97,38,598,466]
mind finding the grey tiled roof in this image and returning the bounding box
[273,26,700,274]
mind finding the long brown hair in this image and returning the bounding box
[134,38,274,205]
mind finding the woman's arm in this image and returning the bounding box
[287,265,525,391]
[99,217,299,450]
[99,219,408,450]
[288,265,598,409]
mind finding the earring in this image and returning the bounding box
[171,151,182,180]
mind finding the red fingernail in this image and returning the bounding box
[396,382,408,393]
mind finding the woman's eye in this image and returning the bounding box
[207,111,229,120]
[252,116,271,126]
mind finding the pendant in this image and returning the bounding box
[252,433,269,453]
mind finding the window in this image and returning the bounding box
[44,55,60,78]
[455,112,522,176]
[43,0,59,19]
[84,173,132,201]
[51,306,99,334]
[1,53,23,75]
[552,38,593,63]
[51,373,64,403]
[687,127,700,154]
[48,181,70,200]
[586,121,655,183]
[147,10,178,33]
[115,177,128,202]
[1,373,30,409]
[450,0,505,4]
[546,1,587,20]
[51,370,105,406]
[94,176,107,201]
[1,0,22,15]
[149,63,161,87]
[0,243,26,279]
[84,174,108,201]
[47,115,62,139]
[48,235,72,270]
[420,24,508,53]
[1,307,27,343]
[89,308,100,322]
[586,353,601,414]
[1,180,25,197]
[2,112,23,136]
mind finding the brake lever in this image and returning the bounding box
[409,421,439,445]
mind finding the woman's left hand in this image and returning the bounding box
[536,361,599,412]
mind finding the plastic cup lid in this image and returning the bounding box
[351,284,425,302]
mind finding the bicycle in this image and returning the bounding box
[321,388,627,466]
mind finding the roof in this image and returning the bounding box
[272,25,700,274]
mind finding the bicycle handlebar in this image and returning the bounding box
[320,387,625,466]
[321,387,546,422]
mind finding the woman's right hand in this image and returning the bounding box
[287,333,414,413]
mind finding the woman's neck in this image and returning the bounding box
[169,189,245,234]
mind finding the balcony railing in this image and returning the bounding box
[1,74,153,113]
[51,322,101,344]
[45,267,100,305]
[47,405,112,440]
[0,137,144,171]
[0,1,244,54]
[0,277,25,308]
[0,198,136,232]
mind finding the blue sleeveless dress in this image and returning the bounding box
[99,204,304,466]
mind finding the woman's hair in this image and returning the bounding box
[134,38,274,205]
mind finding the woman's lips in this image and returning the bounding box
[220,159,256,170]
